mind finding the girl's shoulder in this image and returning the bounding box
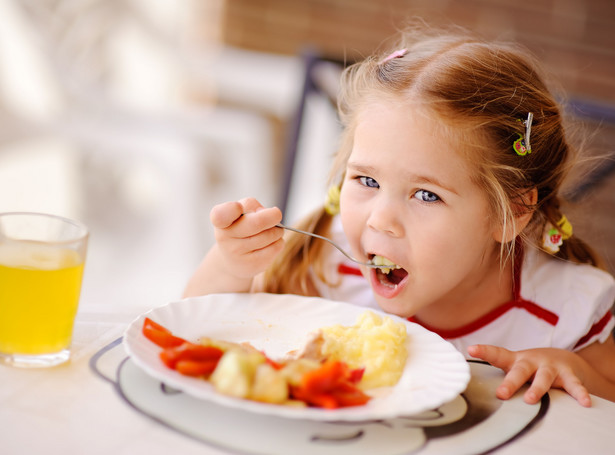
[521,247,615,305]
[521,247,615,350]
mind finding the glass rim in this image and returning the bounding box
[0,211,89,242]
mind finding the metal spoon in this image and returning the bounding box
[276,223,393,269]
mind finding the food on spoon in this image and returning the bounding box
[371,255,400,274]
[372,255,409,287]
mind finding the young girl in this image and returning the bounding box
[184,26,615,406]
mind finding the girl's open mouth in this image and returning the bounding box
[370,255,409,288]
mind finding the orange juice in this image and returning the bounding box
[0,242,85,355]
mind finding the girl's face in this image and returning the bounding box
[340,101,504,323]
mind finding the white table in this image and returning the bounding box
[1,301,614,455]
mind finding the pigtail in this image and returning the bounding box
[261,207,335,295]
[540,197,604,268]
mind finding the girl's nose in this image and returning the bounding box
[366,199,404,237]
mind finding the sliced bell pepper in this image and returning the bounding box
[348,367,365,384]
[175,359,220,377]
[328,382,370,407]
[291,360,371,408]
[142,317,186,348]
[159,342,224,369]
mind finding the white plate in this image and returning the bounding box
[123,293,470,421]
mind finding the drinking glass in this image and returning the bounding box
[0,212,88,367]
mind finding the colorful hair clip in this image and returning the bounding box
[513,112,533,156]
[542,215,573,254]
[379,48,408,64]
[324,184,341,215]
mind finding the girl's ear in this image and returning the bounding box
[492,188,538,244]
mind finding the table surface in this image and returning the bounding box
[2,300,615,455]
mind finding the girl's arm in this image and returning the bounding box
[182,198,284,297]
[468,339,615,407]
[575,335,615,400]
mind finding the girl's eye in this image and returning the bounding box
[414,189,440,202]
[358,176,380,188]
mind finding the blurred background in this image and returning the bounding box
[1,0,614,314]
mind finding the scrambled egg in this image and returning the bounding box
[320,311,408,389]
[371,255,400,274]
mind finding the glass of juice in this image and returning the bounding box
[0,212,88,367]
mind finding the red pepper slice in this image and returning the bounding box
[301,360,347,394]
[329,381,370,407]
[290,360,371,409]
[348,367,365,384]
[302,391,339,409]
[142,317,186,348]
[160,342,224,369]
[175,359,220,377]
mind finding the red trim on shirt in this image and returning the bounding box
[515,299,559,325]
[408,246,559,339]
[338,263,363,277]
[408,299,559,339]
[573,311,614,349]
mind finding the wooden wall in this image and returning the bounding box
[216,0,615,105]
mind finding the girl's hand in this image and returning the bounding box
[467,344,592,407]
[210,198,284,280]
[183,198,284,297]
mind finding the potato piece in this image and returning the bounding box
[250,363,289,404]
[210,349,265,398]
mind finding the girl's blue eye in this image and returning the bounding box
[414,189,439,202]
[359,176,380,188]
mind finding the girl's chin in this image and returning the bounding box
[373,296,414,320]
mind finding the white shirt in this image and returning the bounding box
[313,217,615,356]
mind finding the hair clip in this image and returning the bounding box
[542,215,573,254]
[513,112,533,156]
[379,48,408,64]
[324,184,341,215]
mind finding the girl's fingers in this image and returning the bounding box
[468,344,515,369]
[232,207,283,239]
[523,364,558,404]
[210,201,245,228]
[241,237,285,265]
[559,371,592,407]
[469,345,524,400]
[225,236,286,279]
[470,345,593,406]
[226,224,284,256]
[496,360,536,400]
[210,199,282,236]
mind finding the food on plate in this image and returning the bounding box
[141,317,371,409]
[304,311,408,389]
[140,310,408,409]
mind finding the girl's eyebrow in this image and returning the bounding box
[346,161,460,195]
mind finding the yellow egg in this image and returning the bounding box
[320,311,408,389]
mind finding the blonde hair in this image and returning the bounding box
[263,25,602,294]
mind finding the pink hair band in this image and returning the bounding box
[380,48,408,64]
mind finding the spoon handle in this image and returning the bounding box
[276,223,382,268]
